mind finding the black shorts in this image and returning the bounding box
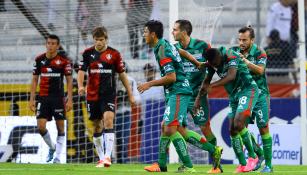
[87,95,115,121]
[36,96,66,121]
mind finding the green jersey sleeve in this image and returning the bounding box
[158,44,175,74]
[256,49,267,67]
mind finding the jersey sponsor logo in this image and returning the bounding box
[55,109,64,113]
[217,72,227,78]
[163,64,173,72]
[41,73,61,77]
[90,69,112,74]
[229,60,237,66]
[182,79,190,87]
[192,53,202,60]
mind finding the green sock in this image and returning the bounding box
[231,134,247,166]
[240,127,257,158]
[158,136,171,168]
[170,132,193,168]
[261,133,272,168]
[184,129,215,154]
[250,133,264,157]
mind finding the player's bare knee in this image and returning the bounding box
[38,127,47,135]
[177,126,187,137]
[259,125,269,135]
[104,118,113,129]
[164,126,177,136]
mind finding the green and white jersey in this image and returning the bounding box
[230,44,269,95]
[154,39,192,98]
[175,38,211,96]
[207,46,256,96]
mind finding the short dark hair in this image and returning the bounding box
[143,63,156,72]
[238,25,255,39]
[47,34,60,44]
[203,48,221,63]
[269,29,280,41]
[92,26,108,39]
[144,20,163,39]
[175,19,193,36]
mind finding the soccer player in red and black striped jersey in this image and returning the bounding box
[77,27,136,168]
[29,34,73,163]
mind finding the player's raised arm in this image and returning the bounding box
[178,48,202,69]
[210,67,237,88]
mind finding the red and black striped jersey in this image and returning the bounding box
[79,46,125,101]
[33,53,72,97]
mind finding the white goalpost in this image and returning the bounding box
[298,0,307,166]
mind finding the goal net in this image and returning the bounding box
[0,0,222,164]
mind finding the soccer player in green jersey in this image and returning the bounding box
[172,19,223,174]
[230,26,273,173]
[138,20,222,173]
[138,19,195,173]
[195,47,259,173]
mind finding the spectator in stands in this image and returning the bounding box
[0,0,6,12]
[266,0,294,42]
[140,63,164,102]
[75,0,102,43]
[265,29,296,83]
[75,0,89,42]
[123,0,153,59]
[115,62,141,163]
[47,0,56,31]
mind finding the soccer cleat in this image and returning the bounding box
[234,165,248,173]
[253,156,264,171]
[260,166,273,173]
[207,167,222,174]
[46,149,55,162]
[245,156,258,171]
[176,166,196,173]
[103,157,112,167]
[53,157,60,164]
[177,164,185,172]
[144,163,162,172]
[212,146,223,169]
[95,160,104,168]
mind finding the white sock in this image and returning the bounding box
[42,131,55,150]
[104,132,114,158]
[55,135,65,160]
[93,135,105,160]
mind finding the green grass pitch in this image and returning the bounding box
[1,163,307,175]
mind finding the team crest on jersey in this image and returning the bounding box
[106,54,112,60]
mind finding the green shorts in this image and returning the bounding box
[187,95,210,126]
[163,94,190,127]
[249,93,270,128]
[228,84,259,118]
